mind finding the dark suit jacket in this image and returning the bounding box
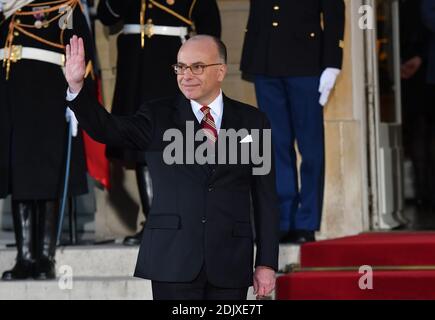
[422,0,435,84]
[67,86,280,288]
[240,0,345,78]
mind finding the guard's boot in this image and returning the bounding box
[33,200,59,280]
[2,200,36,280]
[123,225,144,246]
[123,165,151,246]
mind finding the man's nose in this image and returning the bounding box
[183,67,195,79]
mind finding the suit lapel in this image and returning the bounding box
[210,95,243,181]
[219,95,243,135]
[171,95,210,178]
[172,95,201,132]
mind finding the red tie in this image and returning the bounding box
[200,105,218,143]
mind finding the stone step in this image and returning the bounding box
[0,244,138,277]
[0,277,152,300]
[0,276,282,300]
[0,244,299,277]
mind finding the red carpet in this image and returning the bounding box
[276,270,435,300]
[300,232,435,268]
[276,232,435,300]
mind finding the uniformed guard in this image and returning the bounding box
[97,0,221,245]
[241,0,345,243]
[0,0,96,280]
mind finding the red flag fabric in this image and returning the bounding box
[82,76,111,189]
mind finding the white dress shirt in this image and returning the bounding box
[66,88,79,101]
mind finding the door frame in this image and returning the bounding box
[365,0,406,229]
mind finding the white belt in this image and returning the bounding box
[123,24,188,43]
[0,46,65,67]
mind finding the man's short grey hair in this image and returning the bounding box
[188,35,227,64]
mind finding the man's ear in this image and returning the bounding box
[218,64,227,82]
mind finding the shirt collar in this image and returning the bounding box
[190,90,223,120]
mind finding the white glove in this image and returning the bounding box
[318,68,341,106]
[65,107,78,137]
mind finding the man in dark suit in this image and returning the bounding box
[64,35,279,300]
[240,0,345,243]
[96,0,221,246]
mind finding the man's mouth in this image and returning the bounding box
[182,84,200,88]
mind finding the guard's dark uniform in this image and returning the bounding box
[0,0,95,280]
[241,0,344,78]
[240,0,345,239]
[98,0,221,163]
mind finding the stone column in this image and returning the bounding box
[321,0,370,238]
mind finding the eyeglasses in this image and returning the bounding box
[172,63,224,75]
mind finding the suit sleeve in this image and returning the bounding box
[67,85,154,150]
[251,113,280,271]
[97,0,124,26]
[321,0,345,69]
[192,0,222,38]
[422,0,435,32]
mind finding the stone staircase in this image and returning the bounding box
[0,243,299,300]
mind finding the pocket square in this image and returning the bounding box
[240,135,253,143]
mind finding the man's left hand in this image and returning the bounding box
[253,266,276,298]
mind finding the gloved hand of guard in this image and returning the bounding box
[65,107,78,137]
[318,67,341,106]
